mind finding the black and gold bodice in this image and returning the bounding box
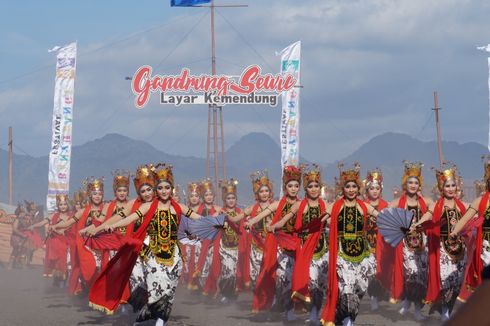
[222,210,239,249]
[440,207,464,261]
[138,208,179,266]
[404,205,425,251]
[366,205,378,253]
[300,205,328,259]
[85,209,105,227]
[201,206,213,217]
[483,205,490,243]
[338,205,370,263]
[281,202,295,234]
[252,206,273,250]
[113,205,127,235]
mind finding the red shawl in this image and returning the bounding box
[68,205,99,294]
[236,205,252,292]
[88,199,177,314]
[389,194,427,301]
[44,212,71,276]
[425,197,466,303]
[320,198,367,324]
[192,204,216,288]
[369,199,390,290]
[203,207,241,296]
[291,198,325,303]
[252,196,296,312]
[124,199,143,238]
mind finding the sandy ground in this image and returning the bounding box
[0,263,449,326]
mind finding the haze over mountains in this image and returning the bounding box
[0,132,486,206]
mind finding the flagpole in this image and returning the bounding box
[432,91,445,167]
[8,126,13,205]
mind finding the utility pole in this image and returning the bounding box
[432,91,445,167]
[8,127,13,205]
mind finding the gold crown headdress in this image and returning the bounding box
[73,188,87,204]
[366,168,383,189]
[199,178,214,196]
[250,170,273,195]
[55,194,69,206]
[187,181,200,195]
[402,161,424,189]
[282,165,302,188]
[152,163,174,186]
[112,169,130,193]
[220,178,239,201]
[337,162,362,188]
[302,163,322,189]
[133,164,157,192]
[475,179,486,197]
[434,163,458,193]
[84,176,104,192]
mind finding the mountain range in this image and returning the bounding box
[0,132,486,207]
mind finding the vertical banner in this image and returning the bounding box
[278,41,301,174]
[47,42,77,212]
[478,44,490,152]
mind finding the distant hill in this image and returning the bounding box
[324,132,486,200]
[0,132,486,206]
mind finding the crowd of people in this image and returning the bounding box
[8,159,490,326]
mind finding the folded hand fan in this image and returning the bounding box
[377,207,413,247]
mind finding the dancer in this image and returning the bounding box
[89,163,203,326]
[245,165,301,321]
[363,169,389,311]
[389,161,433,321]
[268,164,328,325]
[319,163,378,326]
[28,194,74,286]
[452,158,490,299]
[215,178,241,302]
[411,164,467,322]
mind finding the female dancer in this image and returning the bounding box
[319,163,378,326]
[451,158,490,300]
[8,206,43,269]
[363,169,389,310]
[88,163,203,326]
[411,165,467,321]
[28,194,74,285]
[181,181,202,290]
[192,179,222,291]
[268,164,328,325]
[245,165,301,321]
[389,161,433,321]
[50,177,117,294]
[213,178,241,302]
[227,170,274,290]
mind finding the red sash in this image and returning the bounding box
[425,197,466,303]
[88,199,177,313]
[369,199,391,289]
[68,205,99,294]
[203,207,241,296]
[389,194,427,301]
[291,199,326,303]
[192,204,216,286]
[45,213,70,275]
[237,205,252,292]
[124,199,143,238]
[252,196,295,312]
[320,198,367,324]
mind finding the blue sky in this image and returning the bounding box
[1,0,490,164]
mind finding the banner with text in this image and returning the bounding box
[279,41,301,172]
[47,42,77,212]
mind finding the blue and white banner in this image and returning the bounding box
[47,42,77,212]
[171,0,210,6]
[278,41,301,171]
